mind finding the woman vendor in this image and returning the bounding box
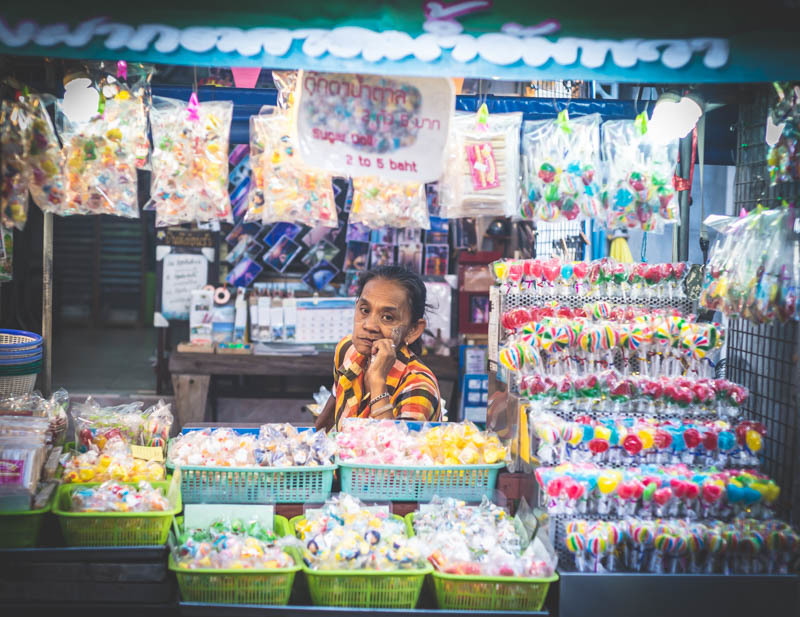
[316,266,442,431]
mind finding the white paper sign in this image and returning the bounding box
[161,253,209,321]
[296,71,454,183]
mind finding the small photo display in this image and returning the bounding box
[424,244,449,276]
[397,228,422,244]
[426,183,441,217]
[370,228,395,245]
[370,243,396,269]
[226,221,261,246]
[226,257,263,288]
[470,295,491,324]
[245,237,265,261]
[264,222,303,247]
[397,244,423,274]
[302,239,340,269]
[262,235,303,272]
[346,222,371,243]
[454,218,478,249]
[342,271,360,297]
[426,217,449,245]
[303,259,340,292]
[225,235,252,265]
[343,241,370,271]
[305,222,344,247]
[332,177,353,211]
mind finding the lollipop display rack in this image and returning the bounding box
[486,256,800,617]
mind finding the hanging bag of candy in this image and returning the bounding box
[148,95,234,226]
[247,107,338,228]
[601,114,678,232]
[521,117,561,221]
[441,107,521,219]
[0,96,32,229]
[350,176,428,229]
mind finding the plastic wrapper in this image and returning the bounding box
[148,95,233,226]
[168,428,257,467]
[246,109,337,227]
[62,435,165,483]
[350,176,429,229]
[0,98,31,229]
[440,108,522,218]
[601,119,679,232]
[272,70,297,111]
[69,480,170,512]
[55,67,151,218]
[700,207,799,324]
[296,493,425,571]
[335,419,508,466]
[73,397,173,451]
[0,430,48,503]
[26,93,66,214]
[172,517,294,569]
[256,423,335,467]
[413,496,556,577]
[0,388,70,446]
[521,113,602,222]
[767,85,800,185]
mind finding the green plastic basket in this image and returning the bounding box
[0,492,54,548]
[337,456,505,502]
[291,514,431,608]
[170,515,301,605]
[405,512,557,611]
[167,439,335,504]
[52,480,181,546]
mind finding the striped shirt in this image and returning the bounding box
[332,334,441,428]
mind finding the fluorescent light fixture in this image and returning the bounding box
[648,91,703,144]
[62,76,99,124]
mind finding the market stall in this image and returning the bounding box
[1,2,800,616]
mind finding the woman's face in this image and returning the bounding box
[353,278,424,356]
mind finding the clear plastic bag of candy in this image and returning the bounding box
[26,93,66,215]
[440,107,522,219]
[272,70,297,111]
[167,427,257,467]
[350,176,429,229]
[70,480,170,512]
[72,398,146,451]
[601,117,679,232]
[0,388,70,446]
[55,66,152,218]
[246,108,337,228]
[148,94,234,226]
[0,98,31,229]
[521,112,601,222]
[767,83,800,185]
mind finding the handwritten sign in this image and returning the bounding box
[160,253,208,321]
[295,71,454,183]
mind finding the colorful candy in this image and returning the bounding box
[69,480,170,512]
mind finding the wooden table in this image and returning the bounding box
[169,351,460,429]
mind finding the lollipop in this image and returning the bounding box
[566,531,587,572]
[498,345,522,371]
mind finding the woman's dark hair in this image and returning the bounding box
[356,266,428,355]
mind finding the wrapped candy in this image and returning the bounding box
[148,95,233,226]
[0,98,32,229]
[69,480,170,512]
[350,176,429,230]
[72,398,174,452]
[55,66,152,218]
[173,517,294,570]
[601,117,679,232]
[767,85,800,185]
[256,424,336,467]
[441,107,522,218]
[246,109,337,228]
[521,112,602,222]
[168,428,257,467]
[62,436,166,484]
[413,496,557,577]
[335,419,508,466]
[700,206,799,324]
[0,388,69,446]
[296,493,425,571]
[26,93,66,214]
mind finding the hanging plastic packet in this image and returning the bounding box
[56,70,144,218]
[0,97,31,229]
[601,115,679,232]
[767,83,800,185]
[441,106,522,219]
[350,176,429,229]
[521,112,601,222]
[148,94,234,226]
[26,93,66,215]
[272,70,297,111]
[246,108,337,227]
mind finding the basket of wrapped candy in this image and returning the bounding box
[169,514,301,604]
[167,425,336,504]
[408,497,558,611]
[53,479,181,546]
[292,494,431,608]
[336,420,507,502]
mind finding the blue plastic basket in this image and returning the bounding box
[0,351,43,365]
[337,457,505,502]
[0,330,42,350]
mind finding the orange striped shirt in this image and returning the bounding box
[332,335,441,428]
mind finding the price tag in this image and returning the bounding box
[130,445,164,462]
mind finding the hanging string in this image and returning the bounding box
[641,232,648,262]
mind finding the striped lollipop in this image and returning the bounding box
[592,302,611,320]
[523,345,543,371]
[538,327,556,353]
[599,324,618,350]
[552,324,571,352]
[565,532,586,554]
[499,345,522,371]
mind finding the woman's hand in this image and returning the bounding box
[364,338,397,395]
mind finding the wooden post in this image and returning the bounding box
[41,212,53,397]
[170,373,211,431]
